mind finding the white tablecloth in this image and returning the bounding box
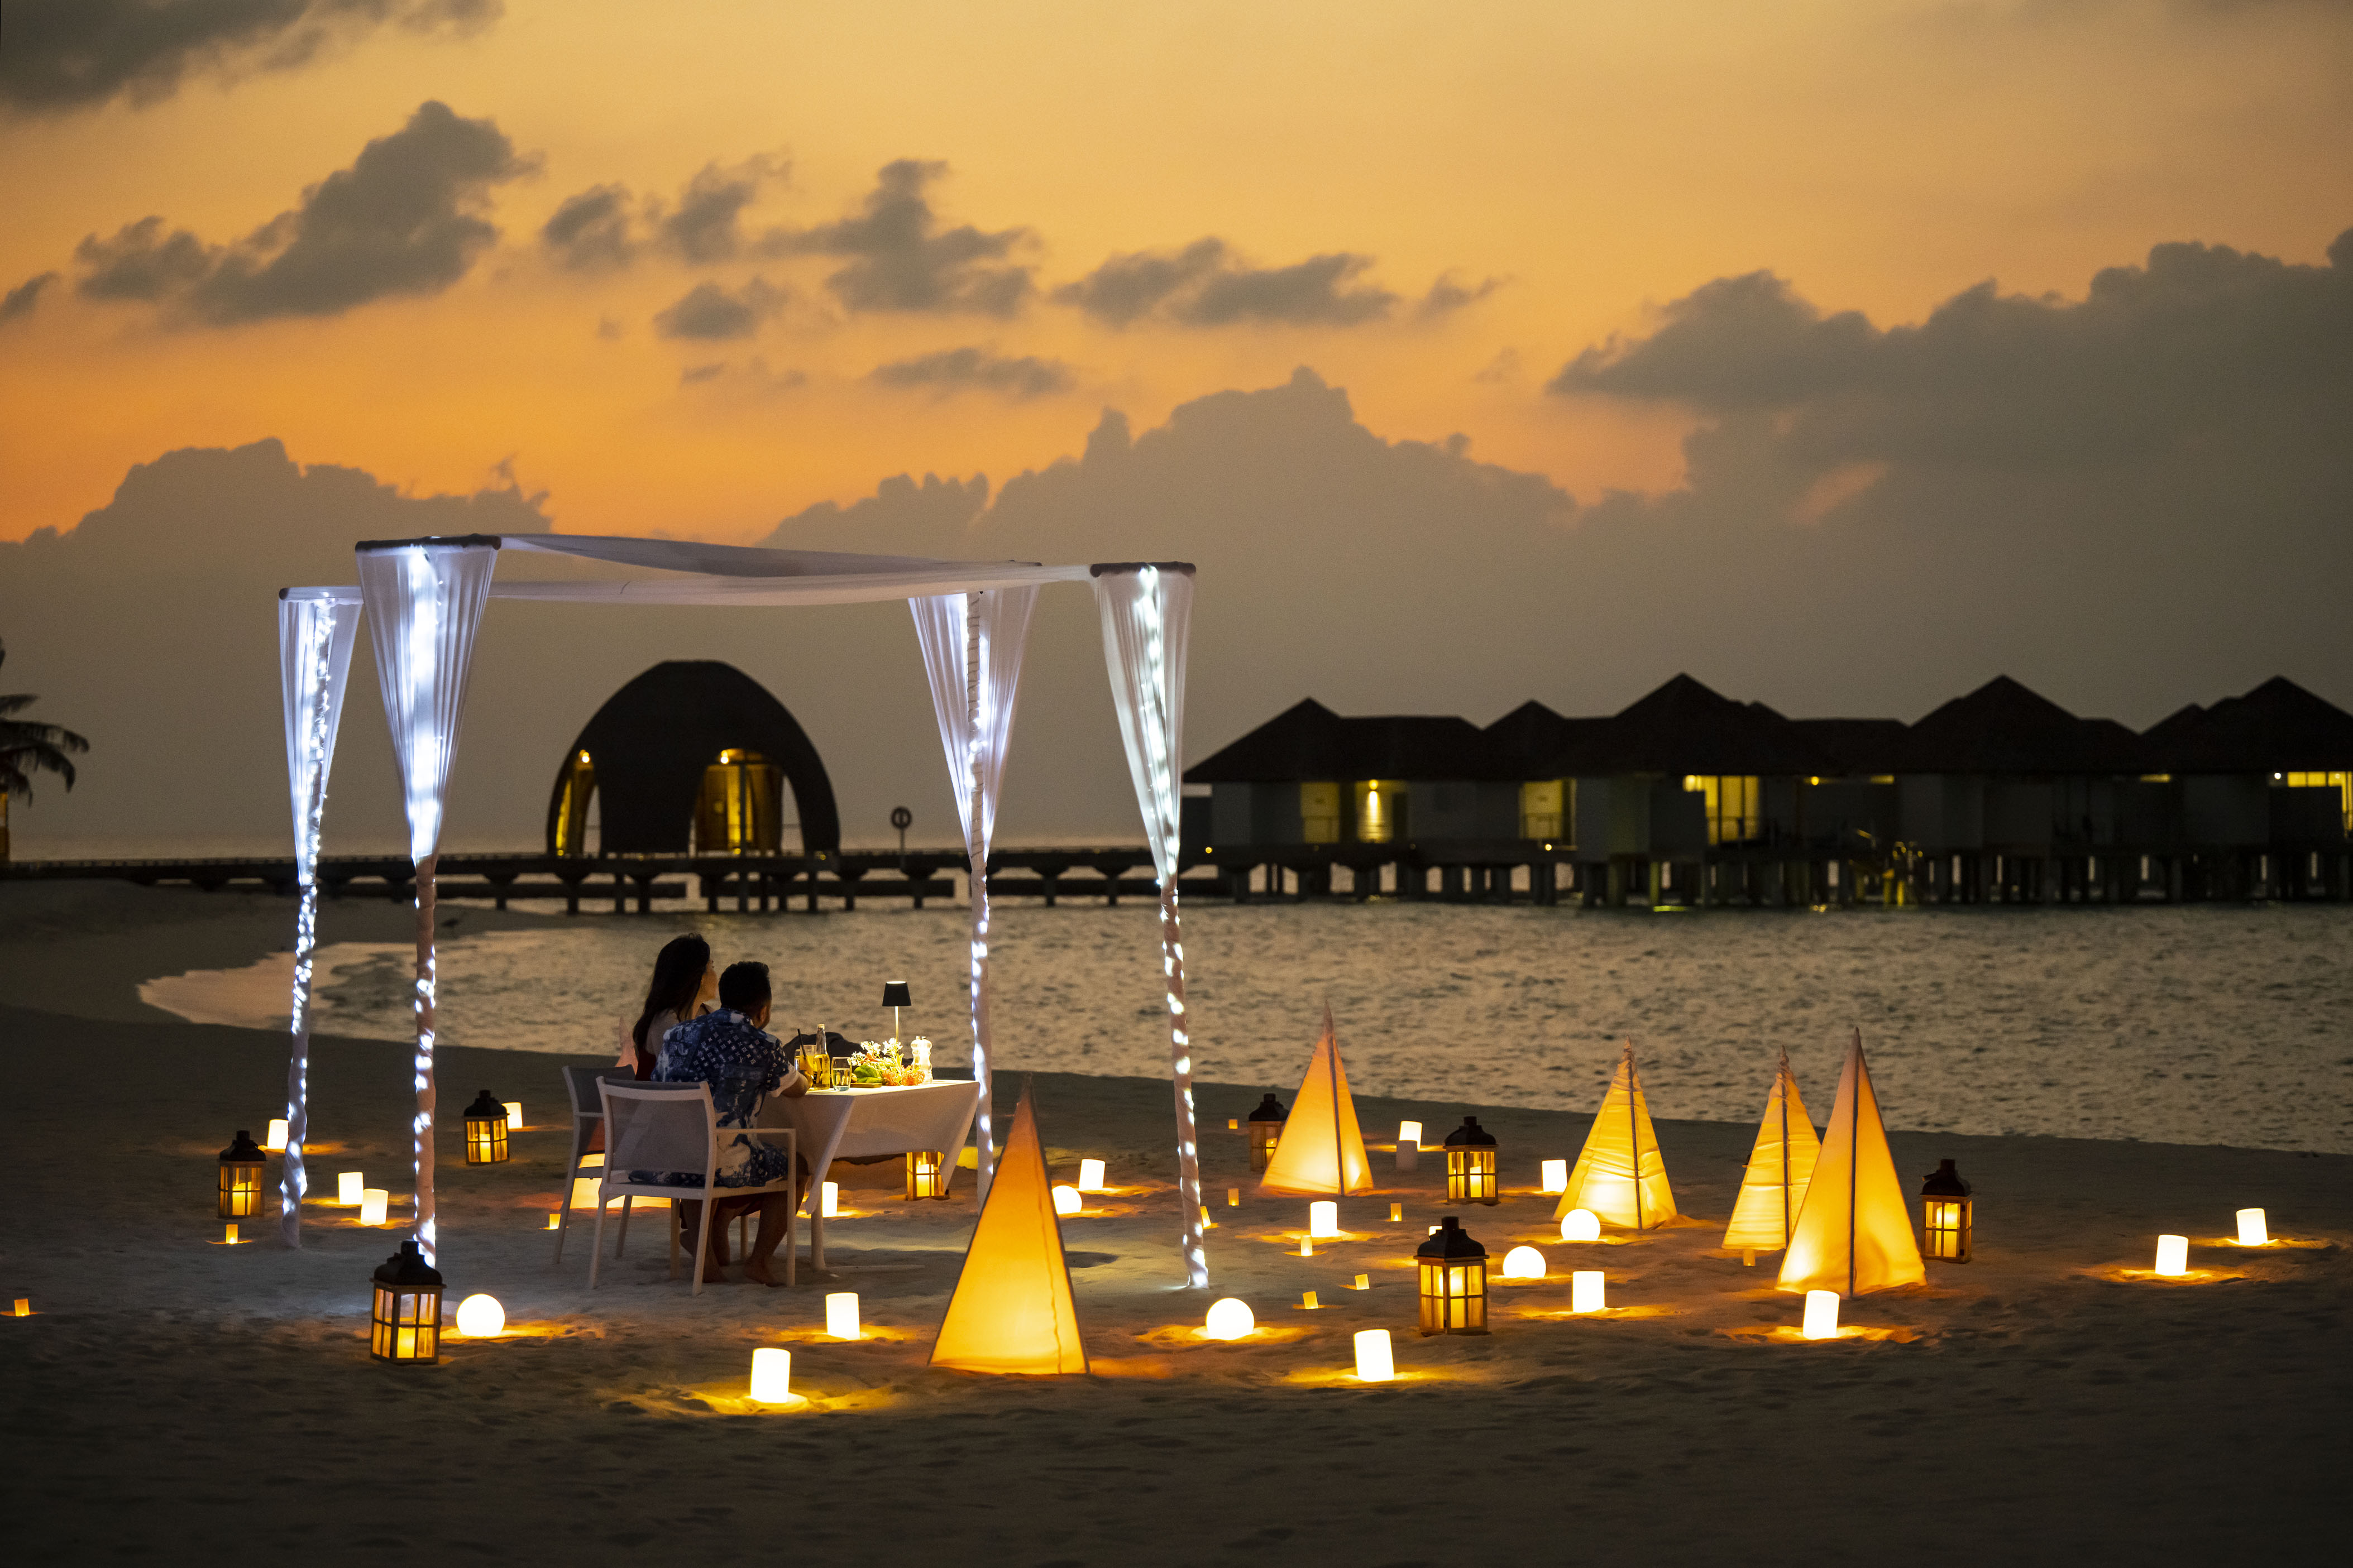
[760,1080,981,1268]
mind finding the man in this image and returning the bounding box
[652,960,806,1286]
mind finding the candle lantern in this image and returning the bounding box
[369,1239,444,1364]
[1920,1158,1973,1262]
[882,980,912,1043]
[1415,1216,1489,1336]
[905,1149,953,1200]
[1246,1093,1288,1174]
[217,1130,266,1219]
[1443,1116,1499,1206]
[462,1091,511,1165]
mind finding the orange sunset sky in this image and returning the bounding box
[5,0,2347,546]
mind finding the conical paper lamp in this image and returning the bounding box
[1723,1052,1821,1253]
[1778,1030,1924,1297]
[1259,1008,1374,1197]
[1553,1043,1676,1229]
[928,1084,1089,1375]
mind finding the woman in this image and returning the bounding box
[618,934,718,1080]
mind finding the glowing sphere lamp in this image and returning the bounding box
[1203,1298,1255,1340]
[1920,1158,1973,1262]
[1560,1208,1601,1243]
[462,1091,511,1166]
[369,1239,443,1364]
[217,1130,266,1219]
[1443,1116,1499,1206]
[1416,1216,1489,1336]
[1501,1245,1546,1279]
[454,1294,505,1337]
[1246,1093,1288,1174]
[1051,1185,1082,1216]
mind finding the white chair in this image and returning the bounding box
[552,1066,639,1264]
[592,1082,797,1294]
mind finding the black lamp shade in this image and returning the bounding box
[218,1130,266,1219]
[882,980,913,1008]
[370,1239,444,1363]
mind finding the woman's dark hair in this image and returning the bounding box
[630,934,711,1077]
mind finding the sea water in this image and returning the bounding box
[142,901,2353,1154]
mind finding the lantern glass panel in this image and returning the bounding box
[1445,1148,1499,1205]
[218,1163,262,1218]
[905,1150,951,1201]
[370,1285,442,1363]
[1924,1196,1972,1262]
[462,1091,510,1164]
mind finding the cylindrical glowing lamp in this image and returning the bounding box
[460,1090,510,1166]
[1560,1208,1601,1243]
[1397,1119,1422,1173]
[1802,1289,1840,1339]
[1501,1245,1545,1279]
[1443,1116,1499,1206]
[1354,1328,1396,1382]
[750,1346,792,1403]
[217,1130,266,1219]
[1920,1158,1973,1262]
[264,1119,289,1153]
[2153,1234,2189,1276]
[1415,1216,1489,1336]
[825,1292,859,1339]
[369,1239,443,1364]
[1309,1200,1340,1238]
[454,1293,505,1337]
[821,1182,840,1218]
[1541,1158,1567,1195]
[1570,1269,1605,1312]
[1247,1093,1288,1174]
[1051,1185,1081,1216]
[224,1223,240,1244]
[338,1171,365,1206]
[1203,1298,1255,1340]
[2235,1208,2268,1246]
[504,1101,523,1131]
[360,1188,390,1226]
[1078,1158,1107,1192]
[905,1150,952,1200]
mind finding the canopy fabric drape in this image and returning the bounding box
[910,587,1040,1201]
[1093,564,1206,1286]
[274,588,360,1248]
[356,541,498,1265]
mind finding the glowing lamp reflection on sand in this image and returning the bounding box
[1802,1289,1840,1339]
[1203,1298,1255,1340]
[2236,1209,2269,1246]
[1571,1270,1605,1312]
[1051,1185,1082,1216]
[2153,1235,2189,1276]
[825,1292,859,1339]
[454,1294,504,1337]
[1560,1208,1601,1243]
[1501,1245,1546,1279]
[1077,1159,1107,1192]
[1309,1201,1340,1238]
[750,1346,792,1403]
[1354,1328,1395,1382]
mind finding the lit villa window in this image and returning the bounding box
[2281,771,2353,832]
[1519,778,1568,841]
[1299,780,1342,845]
[1354,779,1405,844]
[1684,775,1762,844]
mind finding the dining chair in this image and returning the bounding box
[552,1066,639,1264]
[592,1082,797,1294]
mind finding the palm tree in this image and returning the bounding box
[1,640,91,861]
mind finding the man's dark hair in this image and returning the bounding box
[719,961,771,1013]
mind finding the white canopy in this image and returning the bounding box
[277,534,1204,1285]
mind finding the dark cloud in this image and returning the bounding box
[540,184,634,271]
[1054,237,1398,328]
[1,271,63,322]
[776,160,1031,316]
[1419,271,1506,318]
[653,277,784,339]
[69,100,530,324]
[679,361,727,386]
[869,347,1075,399]
[662,157,783,264]
[0,0,500,114]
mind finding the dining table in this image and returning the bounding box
[759,1077,982,1270]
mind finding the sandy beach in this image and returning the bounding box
[3,883,2347,1564]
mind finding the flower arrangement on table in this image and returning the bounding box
[846,1037,934,1087]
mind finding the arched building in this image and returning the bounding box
[545,661,841,857]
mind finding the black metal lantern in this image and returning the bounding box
[905,1149,953,1200]
[882,980,912,1043]
[462,1090,510,1166]
[370,1239,444,1364]
[1921,1158,1973,1262]
[1443,1116,1499,1205]
[1246,1093,1288,1174]
[1416,1216,1489,1335]
[217,1130,266,1219]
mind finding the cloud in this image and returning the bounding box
[1,271,63,322]
[1054,237,1398,327]
[653,277,785,339]
[776,159,1031,316]
[869,347,1075,399]
[662,156,784,264]
[1419,271,1505,318]
[0,0,500,114]
[70,100,530,324]
[679,361,727,386]
[541,184,634,271]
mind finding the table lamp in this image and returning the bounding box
[882,980,912,1044]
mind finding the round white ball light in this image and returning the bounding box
[454,1293,505,1338]
[1203,1298,1256,1340]
[1501,1244,1546,1279]
[1560,1207,1601,1243]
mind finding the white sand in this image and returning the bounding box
[3,881,2346,1564]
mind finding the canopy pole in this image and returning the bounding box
[1628,1042,1644,1231]
[966,594,995,1202]
[413,853,439,1258]
[1778,1044,1792,1248]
